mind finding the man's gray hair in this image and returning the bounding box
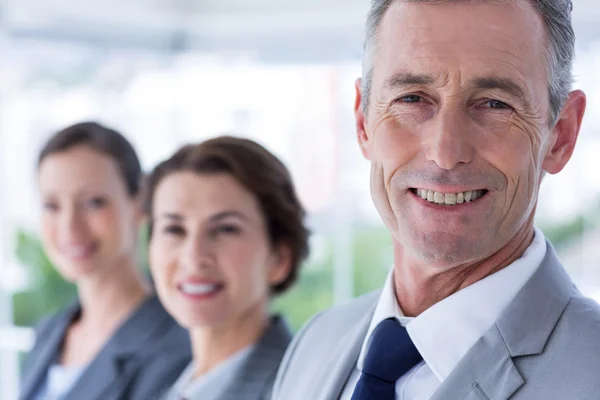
[361,0,575,124]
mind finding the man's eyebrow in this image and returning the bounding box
[383,73,436,90]
[470,76,529,102]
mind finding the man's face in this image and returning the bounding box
[356,1,584,268]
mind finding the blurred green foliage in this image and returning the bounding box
[539,199,600,249]
[272,225,392,331]
[13,229,77,327]
[541,215,596,249]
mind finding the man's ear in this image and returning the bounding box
[542,90,586,174]
[355,78,371,160]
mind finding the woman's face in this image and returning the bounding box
[38,145,141,282]
[149,171,290,329]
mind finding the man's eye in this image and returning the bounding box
[397,95,423,103]
[485,99,512,109]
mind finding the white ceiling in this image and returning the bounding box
[1,0,598,62]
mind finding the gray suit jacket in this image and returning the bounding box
[273,242,600,400]
[20,295,191,400]
[163,315,292,400]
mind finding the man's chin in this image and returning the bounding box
[404,232,487,267]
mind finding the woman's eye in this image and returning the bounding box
[42,202,58,212]
[213,225,241,236]
[164,225,185,236]
[85,197,108,209]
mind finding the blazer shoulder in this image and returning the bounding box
[539,292,600,367]
[29,302,78,353]
[219,315,291,400]
[21,304,78,388]
[143,298,191,354]
[124,355,190,400]
[561,292,600,331]
[123,319,191,400]
[33,312,61,338]
[301,290,380,337]
[34,301,79,334]
[510,292,600,396]
[272,291,379,399]
[155,315,189,346]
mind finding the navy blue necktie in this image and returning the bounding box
[351,318,423,400]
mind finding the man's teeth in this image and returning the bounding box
[416,189,484,206]
[180,283,220,295]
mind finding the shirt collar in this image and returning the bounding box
[357,228,547,382]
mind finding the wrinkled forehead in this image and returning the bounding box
[371,1,548,95]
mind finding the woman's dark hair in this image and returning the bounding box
[38,121,143,197]
[145,136,310,295]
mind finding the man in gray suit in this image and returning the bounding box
[273,1,600,399]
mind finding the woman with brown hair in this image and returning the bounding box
[21,122,191,400]
[145,136,310,400]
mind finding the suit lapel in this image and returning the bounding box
[430,325,525,400]
[20,303,80,400]
[64,295,172,400]
[64,347,132,400]
[219,315,292,399]
[432,241,573,400]
[313,299,375,400]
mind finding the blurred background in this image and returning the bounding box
[0,0,599,398]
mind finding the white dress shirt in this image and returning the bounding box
[340,228,547,400]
